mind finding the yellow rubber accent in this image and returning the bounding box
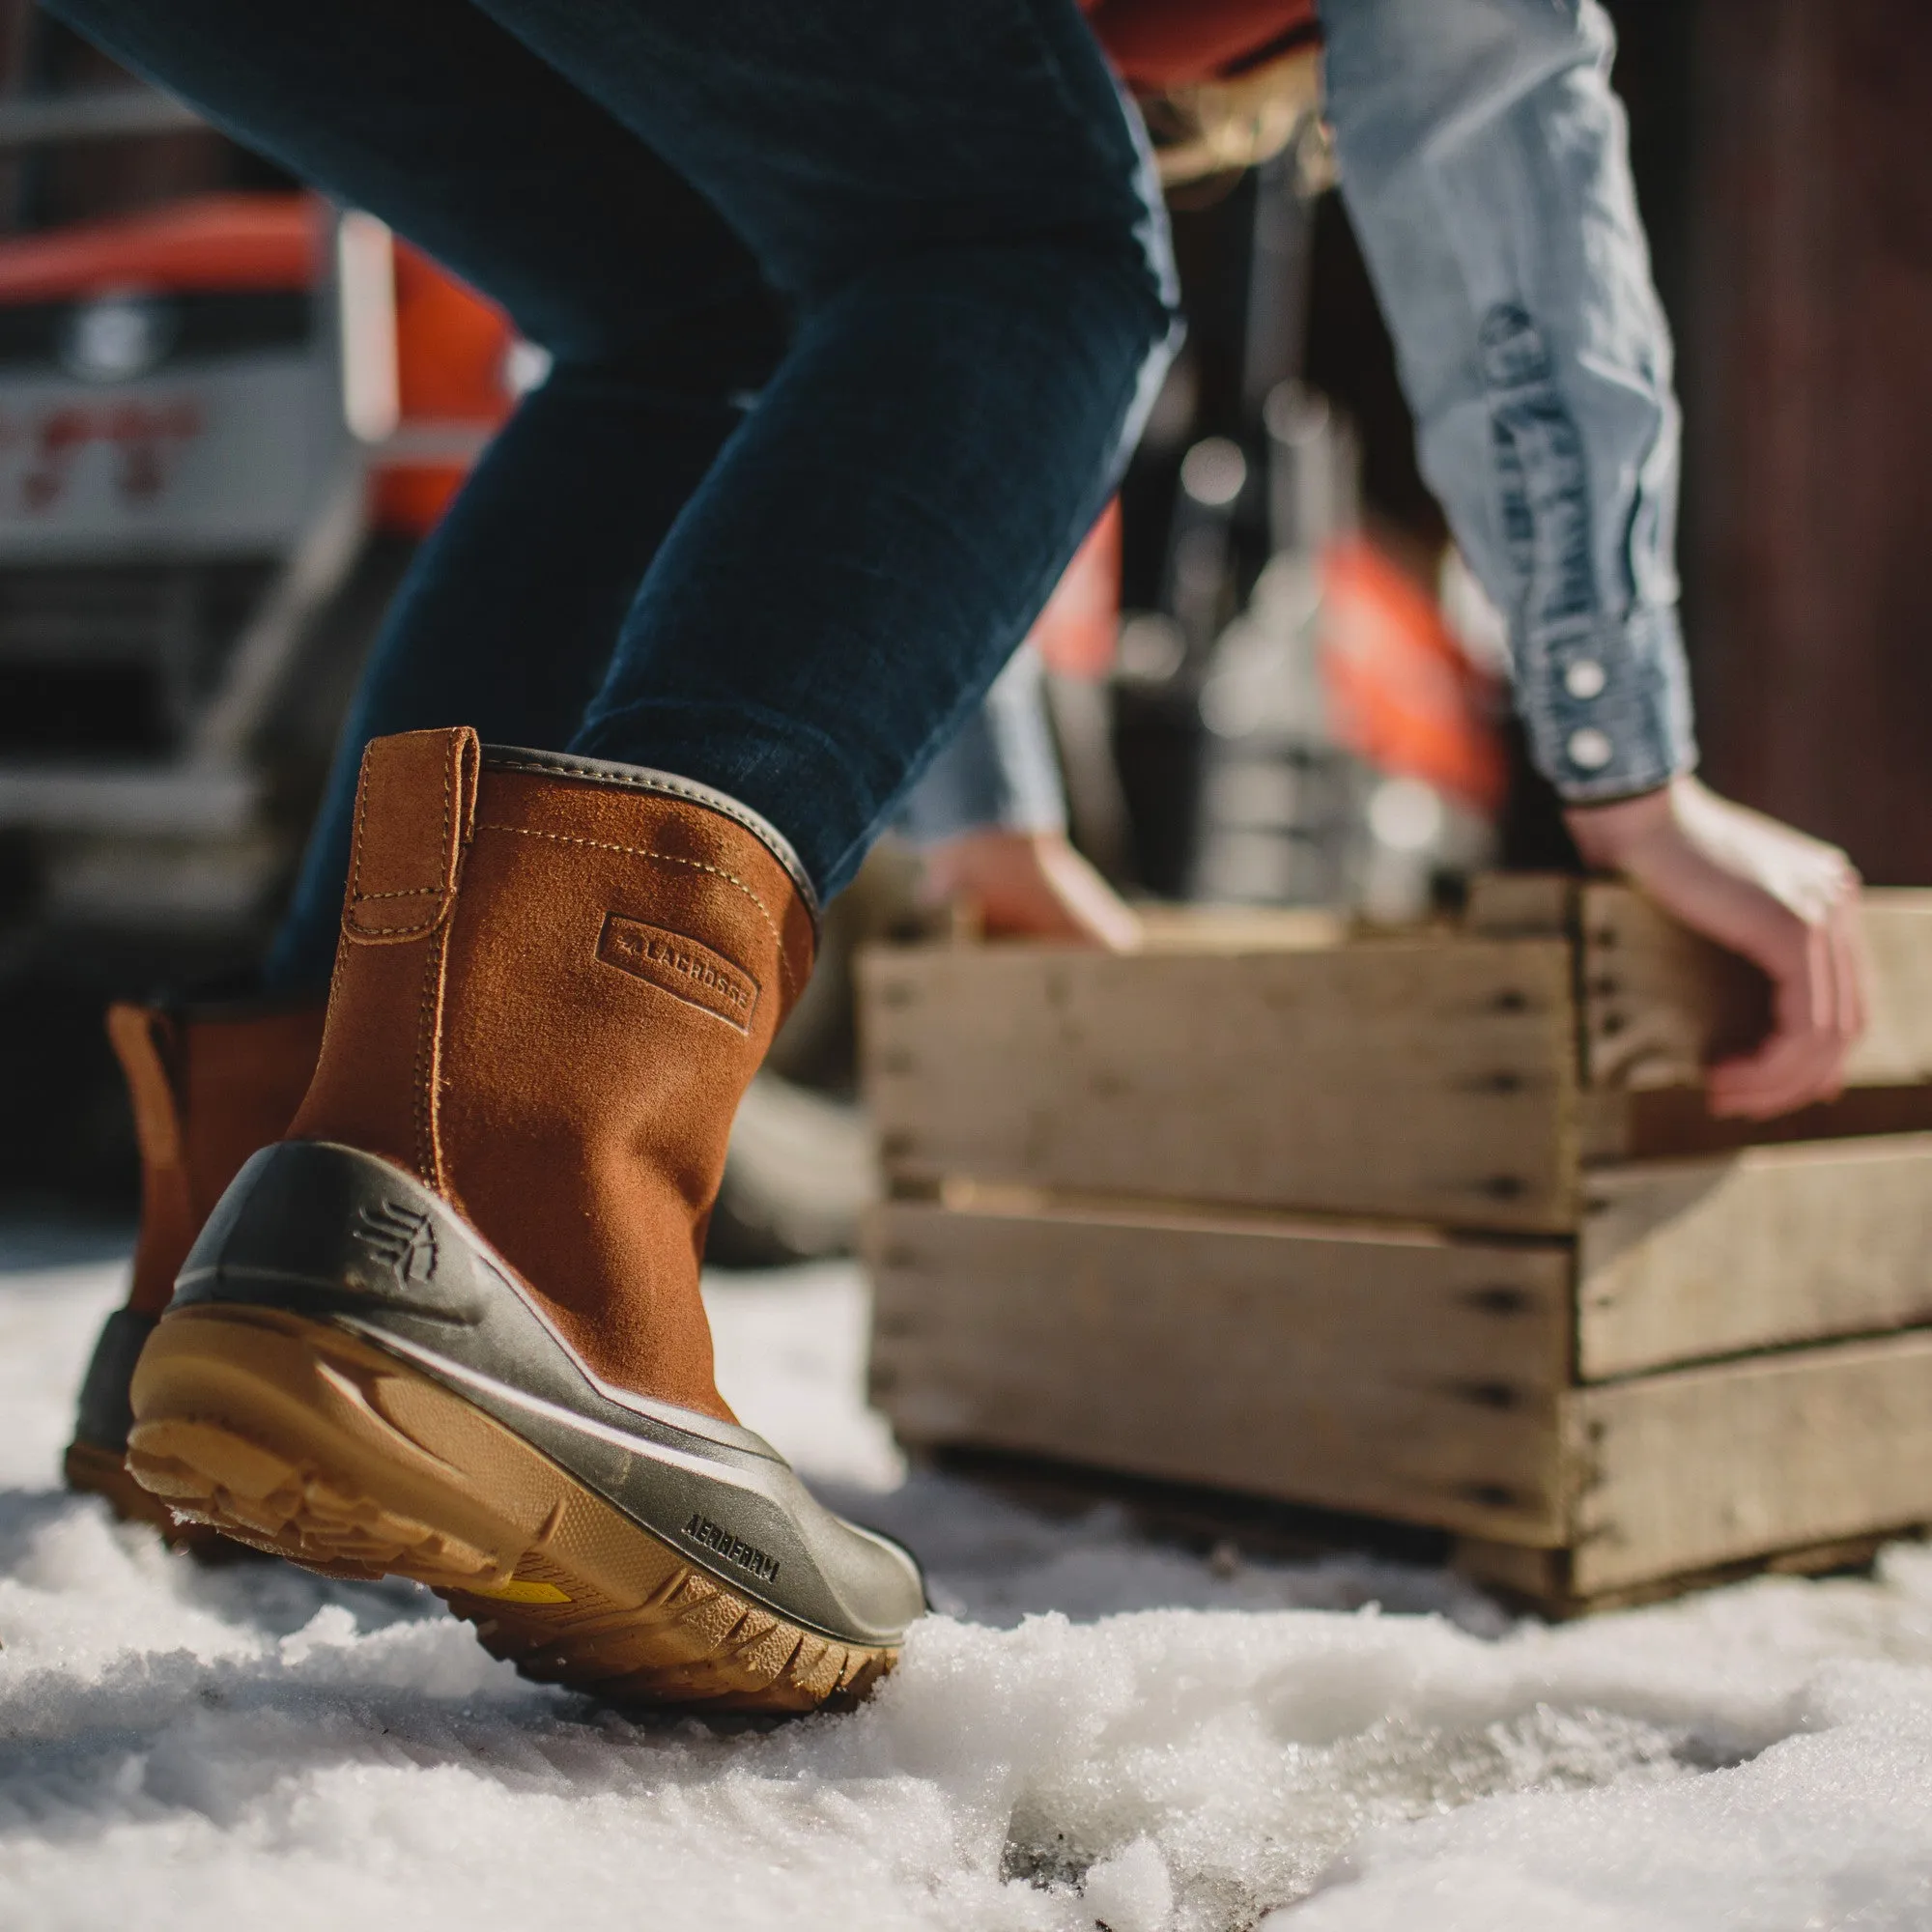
[126,1305,895,1713]
[466,1578,572,1605]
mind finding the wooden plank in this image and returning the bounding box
[1579,883,1932,1090]
[1463,872,1577,940]
[867,1200,1574,1545]
[1577,1134,1932,1378]
[1567,1333,1932,1594]
[1133,904,1346,952]
[859,934,1581,1234]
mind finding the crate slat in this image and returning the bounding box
[868,1200,1573,1545]
[1566,1334,1932,1593]
[1577,1133,1932,1378]
[859,937,1580,1235]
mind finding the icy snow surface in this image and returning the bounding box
[3,1231,1931,1931]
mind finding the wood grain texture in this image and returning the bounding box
[1567,1333,1932,1593]
[859,935,1580,1234]
[1577,1134,1932,1378]
[1579,884,1932,1090]
[1133,905,1346,952]
[1463,872,1576,940]
[867,1200,1574,1544]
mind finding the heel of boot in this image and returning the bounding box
[128,1304,530,1583]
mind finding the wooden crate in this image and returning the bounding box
[858,881,1932,1612]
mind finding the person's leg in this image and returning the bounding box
[258,375,767,990]
[71,0,1169,1706]
[52,0,1173,920]
[478,0,1179,897]
[45,0,787,992]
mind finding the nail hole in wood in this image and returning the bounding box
[1462,1482,1518,1510]
[1463,1285,1532,1317]
[1457,1380,1520,1411]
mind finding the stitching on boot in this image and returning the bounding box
[481,754,817,916]
[470,823,800,1003]
[412,929,443,1186]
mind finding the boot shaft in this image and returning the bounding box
[290,728,817,1414]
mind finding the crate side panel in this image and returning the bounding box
[867,1201,1574,1545]
[1569,1334,1932,1594]
[859,939,1578,1234]
[1579,1134,1932,1378]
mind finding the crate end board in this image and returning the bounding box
[1433,873,1932,1092]
[1576,1131,1932,1379]
[1453,1526,1921,1620]
[1572,883,1932,1092]
[1565,1332,1932,1595]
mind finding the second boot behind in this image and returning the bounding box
[66,995,324,1535]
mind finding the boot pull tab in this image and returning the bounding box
[342,726,481,943]
[105,1003,183,1170]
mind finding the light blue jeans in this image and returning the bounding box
[954,0,1700,838]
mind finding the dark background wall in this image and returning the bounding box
[1688,1,1932,884]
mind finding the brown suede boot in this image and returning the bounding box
[65,995,325,1536]
[126,728,923,1710]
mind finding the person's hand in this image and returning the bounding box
[919,829,1143,951]
[1564,775,1866,1119]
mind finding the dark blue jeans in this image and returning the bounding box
[48,0,1177,987]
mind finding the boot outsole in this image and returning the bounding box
[128,1304,895,1712]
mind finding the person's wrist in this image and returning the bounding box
[1562,775,1684,868]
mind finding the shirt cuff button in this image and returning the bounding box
[1564,657,1606,699]
[1567,725,1613,771]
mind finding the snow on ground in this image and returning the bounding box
[2,1230,1931,1931]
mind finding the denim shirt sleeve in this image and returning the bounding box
[1321,0,1696,800]
[890,642,1068,846]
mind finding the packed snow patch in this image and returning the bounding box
[1,1230,1929,1930]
